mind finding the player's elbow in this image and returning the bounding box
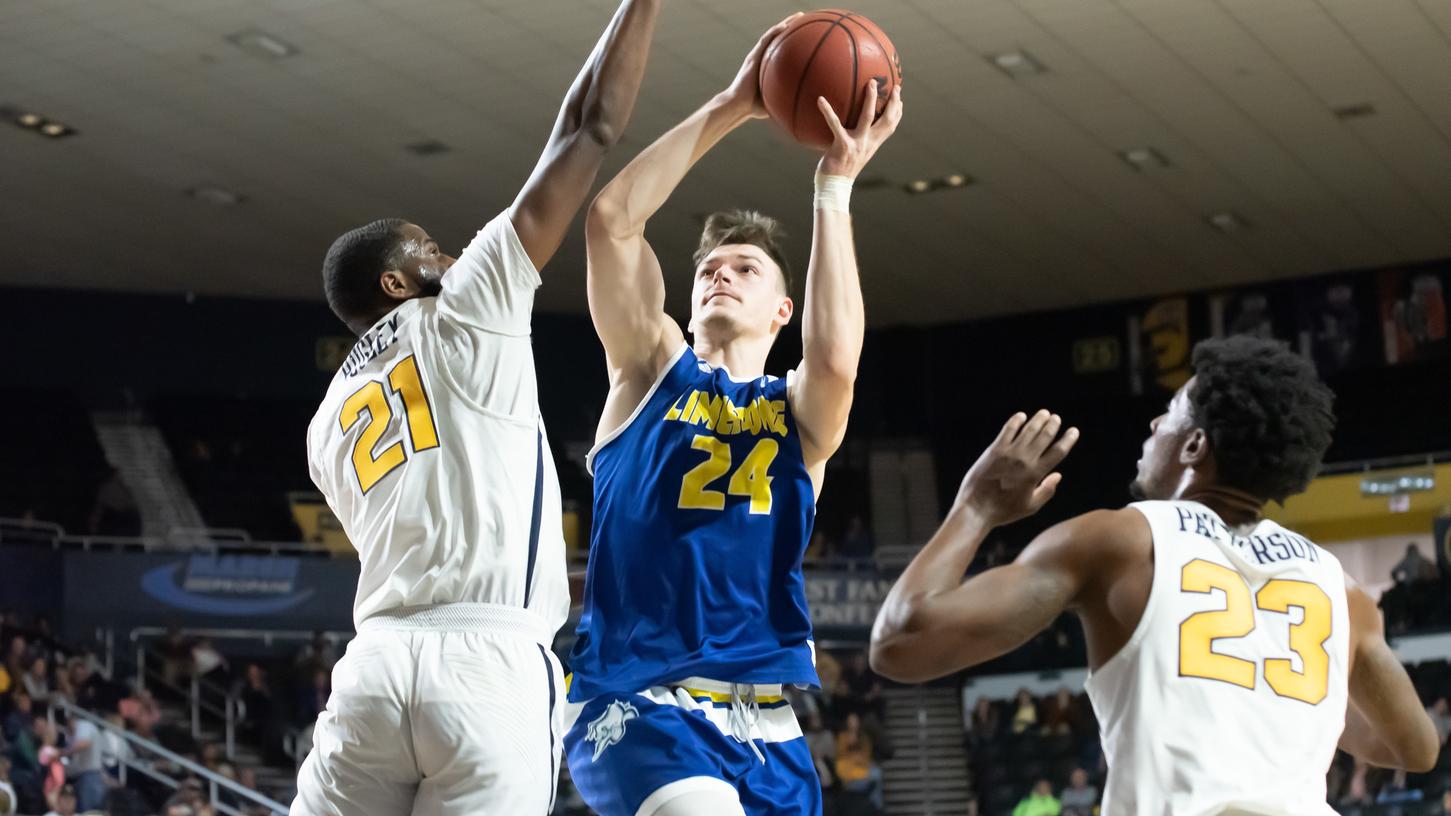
[1403,730,1441,773]
[578,112,622,149]
[869,641,928,684]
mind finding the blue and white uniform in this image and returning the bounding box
[565,344,820,816]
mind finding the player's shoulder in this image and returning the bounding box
[1021,508,1150,570]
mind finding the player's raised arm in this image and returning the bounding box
[508,0,661,271]
[792,82,902,484]
[870,411,1084,682]
[1338,581,1440,771]
[586,15,799,380]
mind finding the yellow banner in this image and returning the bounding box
[1266,464,1451,542]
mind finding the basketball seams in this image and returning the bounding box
[840,24,861,127]
[786,11,853,142]
[762,19,833,137]
[842,13,898,120]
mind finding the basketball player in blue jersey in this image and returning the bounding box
[561,16,904,816]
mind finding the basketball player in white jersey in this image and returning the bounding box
[871,336,1439,815]
[294,3,660,813]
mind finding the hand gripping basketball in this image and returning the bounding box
[721,13,805,120]
[816,79,903,179]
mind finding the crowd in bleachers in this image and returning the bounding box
[0,612,342,816]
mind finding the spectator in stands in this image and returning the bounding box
[99,711,132,782]
[840,652,885,721]
[966,696,1000,749]
[118,687,161,740]
[805,530,835,563]
[1427,697,1451,746]
[1039,688,1080,737]
[839,515,874,563]
[199,742,235,781]
[190,639,227,681]
[41,783,76,816]
[1377,768,1423,805]
[0,756,15,816]
[835,713,882,813]
[4,639,26,691]
[2,692,31,742]
[36,720,64,810]
[21,656,48,703]
[296,669,330,728]
[1011,779,1060,816]
[293,631,337,675]
[1391,543,1438,585]
[1338,758,1372,810]
[1058,768,1097,816]
[89,468,141,537]
[1435,789,1451,816]
[157,629,192,687]
[1010,689,1038,735]
[802,711,835,794]
[63,713,105,812]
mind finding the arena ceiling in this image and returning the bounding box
[4,0,1451,325]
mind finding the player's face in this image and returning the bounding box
[1130,378,1198,500]
[391,223,456,298]
[689,243,792,340]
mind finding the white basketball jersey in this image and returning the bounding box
[306,213,568,633]
[1085,500,1349,816]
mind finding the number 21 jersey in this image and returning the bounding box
[306,213,568,634]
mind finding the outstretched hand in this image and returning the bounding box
[817,80,904,178]
[955,410,1080,528]
[721,13,803,119]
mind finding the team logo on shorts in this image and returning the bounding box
[584,700,638,762]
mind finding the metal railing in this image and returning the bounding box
[0,517,336,556]
[122,626,355,761]
[48,699,288,816]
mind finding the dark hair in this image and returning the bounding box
[322,218,408,334]
[1189,336,1336,504]
[693,210,793,295]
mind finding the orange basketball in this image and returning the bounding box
[759,10,901,150]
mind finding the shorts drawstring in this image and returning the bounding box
[726,683,765,764]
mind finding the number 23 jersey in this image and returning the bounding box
[1085,500,1350,816]
[306,213,568,633]
[568,345,820,701]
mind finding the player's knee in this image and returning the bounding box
[639,782,746,816]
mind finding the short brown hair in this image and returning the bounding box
[693,210,793,295]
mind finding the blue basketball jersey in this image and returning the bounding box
[568,345,819,701]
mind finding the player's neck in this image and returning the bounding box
[1177,483,1264,527]
[693,334,772,380]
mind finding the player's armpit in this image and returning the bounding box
[1340,584,1440,771]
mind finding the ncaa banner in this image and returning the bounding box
[61,551,360,640]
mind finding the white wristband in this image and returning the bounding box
[814,173,853,214]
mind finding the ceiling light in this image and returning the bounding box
[989,49,1046,78]
[226,29,299,60]
[905,179,931,194]
[1332,102,1376,121]
[188,185,243,207]
[405,140,451,156]
[1118,147,1170,171]
[17,112,42,128]
[39,122,74,138]
[942,173,969,188]
[1205,211,1248,233]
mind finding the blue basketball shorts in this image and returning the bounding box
[563,678,821,816]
